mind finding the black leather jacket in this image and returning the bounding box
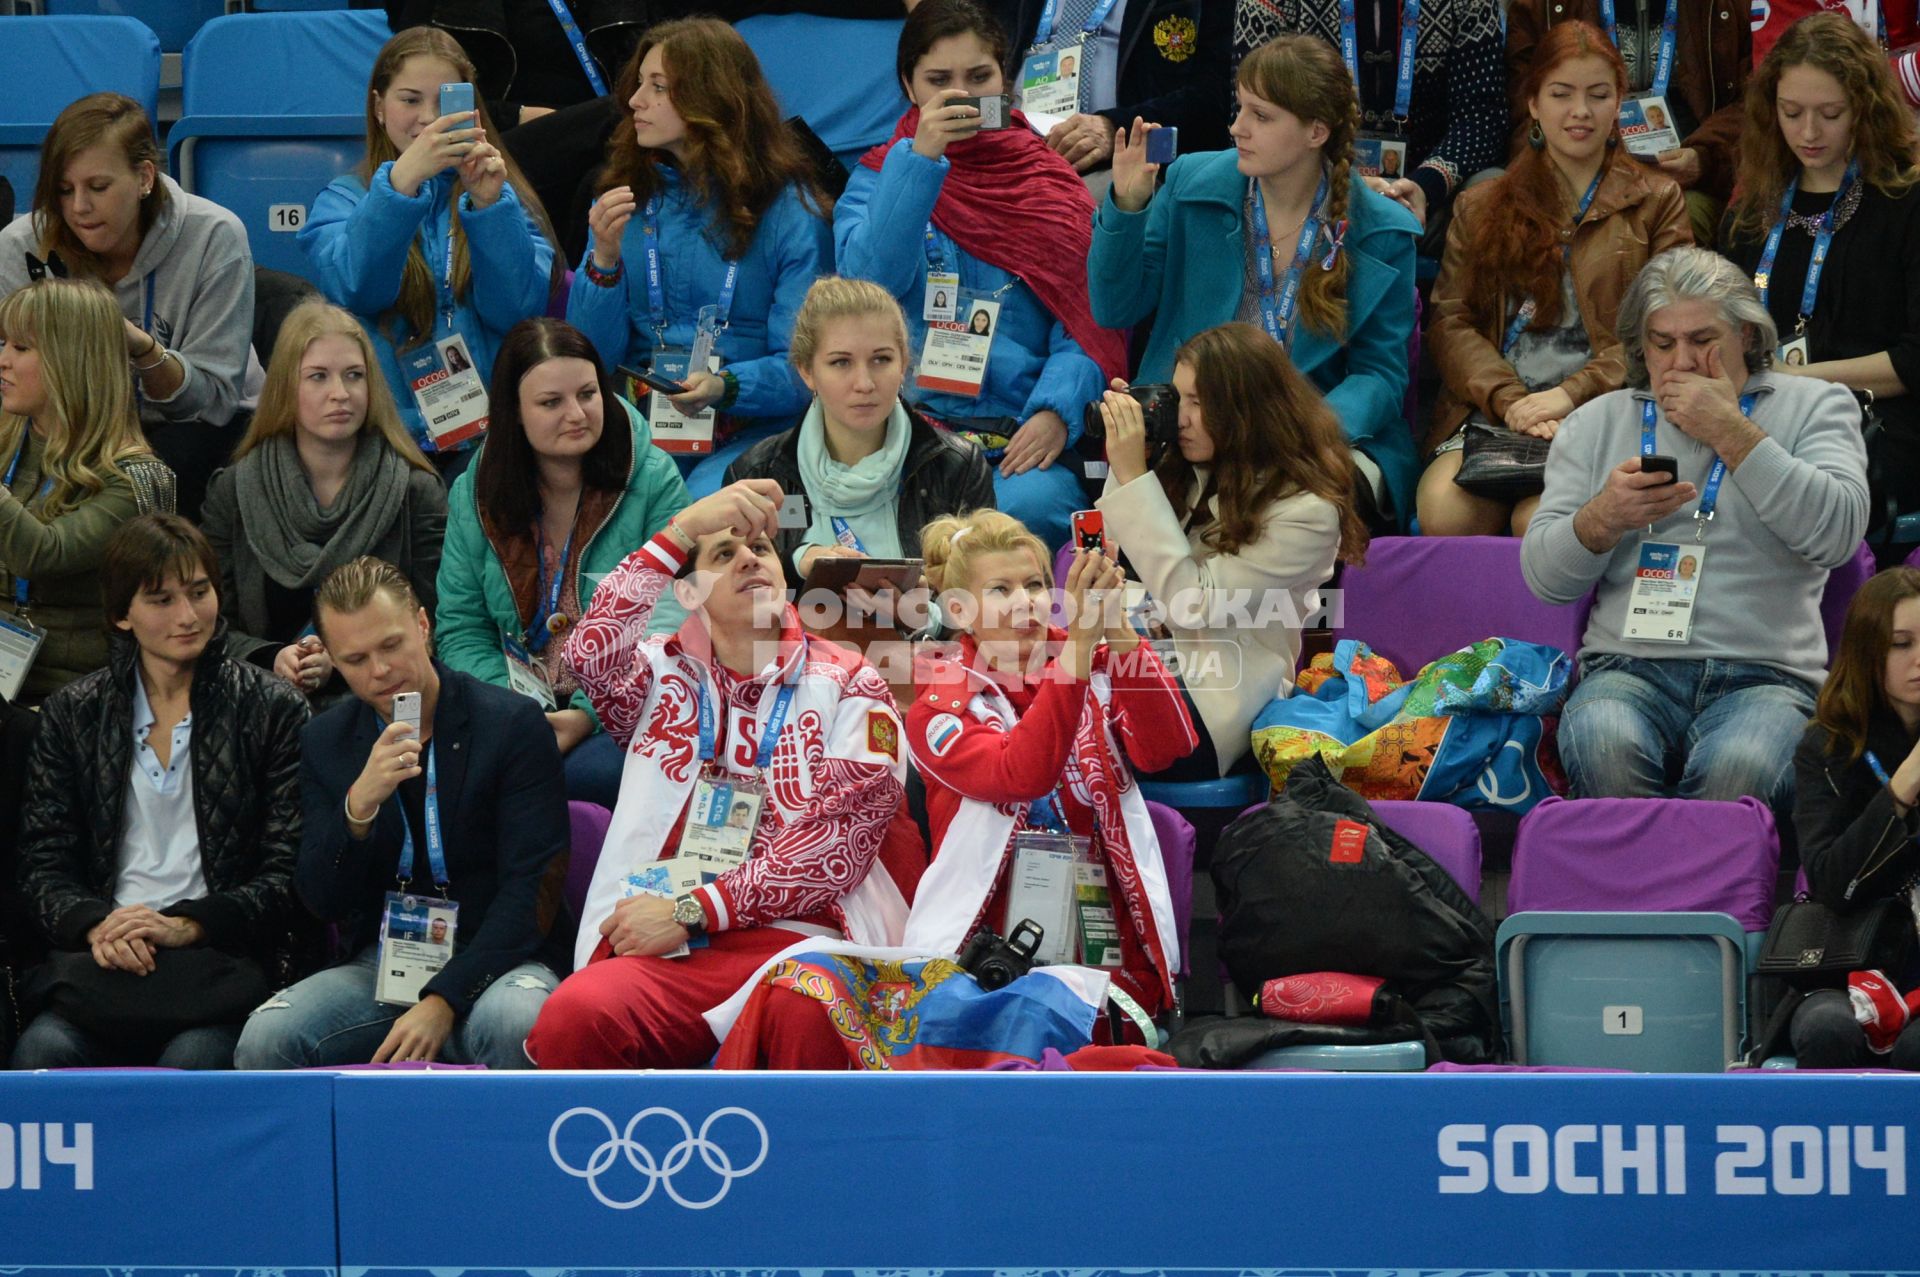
[16,627,309,962]
[725,408,997,589]
[1795,713,1920,910]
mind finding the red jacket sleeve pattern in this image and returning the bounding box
[562,530,683,747]
[700,659,905,932]
[906,674,1089,805]
[1101,643,1199,777]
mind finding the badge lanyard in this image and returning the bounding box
[1033,0,1122,45]
[697,657,801,772]
[1753,158,1859,337]
[525,520,575,654]
[1639,392,1757,540]
[543,0,609,97]
[396,742,449,892]
[1855,749,1920,902]
[4,436,50,615]
[643,196,739,350]
[1339,0,1419,130]
[1250,171,1329,349]
[1598,0,1677,98]
[133,275,156,410]
[439,226,457,332]
[923,223,949,275]
[1501,166,1605,354]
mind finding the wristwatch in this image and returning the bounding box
[671,893,707,935]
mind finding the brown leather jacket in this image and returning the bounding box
[1423,154,1694,454]
[1505,0,1751,201]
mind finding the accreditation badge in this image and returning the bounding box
[681,770,767,873]
[404,335,490,451]
[916,296,999,397]
[375,892,459,1007]
[1622,541,1707,643]
[646,350,717,454]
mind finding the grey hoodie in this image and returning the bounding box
[0,173,253,427]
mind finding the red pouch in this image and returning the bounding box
[1254,971,1386,1026]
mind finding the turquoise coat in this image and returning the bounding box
[435,398,690,729]
[1088,150,1421,523]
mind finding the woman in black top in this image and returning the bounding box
[1788,566,1920,1070]
[1723,13,1920,558]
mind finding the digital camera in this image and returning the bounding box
[1081,382,1179,451]
[958,919,1044,991]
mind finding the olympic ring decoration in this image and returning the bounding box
[548,1106,770,1210]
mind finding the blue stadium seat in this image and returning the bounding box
[246,0,347,9]
[0,15,160,203]
[166,9,389,282]
[1245,1040,1430,1071]
[736,12,907,172]
[41,1,224,52]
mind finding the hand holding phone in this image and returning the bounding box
[619,364,689,397]
[1070,509,1109,556]
[1640,454,1678,483]
[438,82,477,123]
[1144,126,1178,166]
[955,94,1010,130]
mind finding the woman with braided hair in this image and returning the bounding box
[1088,34,1420,530]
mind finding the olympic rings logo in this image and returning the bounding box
[548,1106,769,1210]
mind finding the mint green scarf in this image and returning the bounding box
[795,398,910,559]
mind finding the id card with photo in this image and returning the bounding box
[0,611,46,703]
[403,335,490,451]
[680,772,766,872]
[1622,541,1707,643]
[375,892,458,1007]
[916,296,999,397]
[1776,334,1811,367]
[501,633,556,710]
[646,350,717,454]
[620,864,712,958]
[923,270,960,324]
[1618,95,1681,160]
[1019,38,1083,118]
[1354,134,1408,182]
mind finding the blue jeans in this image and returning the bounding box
[231,947,556,1070]
[11,1011,238,1070]
[563,730,624,808]
[1558,655,1815,809]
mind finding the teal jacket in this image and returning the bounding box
[435,398,690,729]
[1089,150,1421,523]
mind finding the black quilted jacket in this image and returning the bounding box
[15,627,308,962]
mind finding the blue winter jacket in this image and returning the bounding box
[835,140,1104,444]
[1089,149,1421,522]
[301,163,555,453]
[566,168,833,424]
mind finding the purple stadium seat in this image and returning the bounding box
[1144,800,1195,976]
[564,801,614,922]
[1819,542,1876,658]
[1335,536,1589,675]
[1509,795,1780,931]
[1375,799,1483,901]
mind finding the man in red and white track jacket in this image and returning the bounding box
[525,480,924,1069]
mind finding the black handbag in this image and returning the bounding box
[1453,421,1552,502]
[1753,895,1916,991]
[22,947,271,1042]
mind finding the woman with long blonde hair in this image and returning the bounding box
[200,302,446,697]
[1724,12,1920,558]
[1090,35,1421,529]
[301,26,559,478]
[0,277,174,700]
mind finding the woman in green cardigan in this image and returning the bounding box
[435,317,689,806]
[0,276,174,702]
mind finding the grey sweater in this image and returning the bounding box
[0,174,253,427]
[1522,371,1868,690]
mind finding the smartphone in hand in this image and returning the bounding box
[1145,126,1179,165]
[438,82,477,120]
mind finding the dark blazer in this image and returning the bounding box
[297,663,573,1015]
[984,0,1232,153]
[16,628,308,962]
[725,407,997,589]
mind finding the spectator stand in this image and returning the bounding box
[165,8,389,282]
[0,15,160,200]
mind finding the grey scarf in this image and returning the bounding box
[233,432,411,591]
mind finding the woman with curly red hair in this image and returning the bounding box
[1418,19,1691,537]
[566,17,834,499]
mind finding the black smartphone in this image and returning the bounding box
[618,363,687,397]
[1641,454,1678,482]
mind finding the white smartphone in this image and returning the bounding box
[392,691,422,735]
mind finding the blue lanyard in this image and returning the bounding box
[4,436,48,611]
[396,743,449,891]
[543,0,609,96]
[1599,0,1678,98]
[1034,0,1122,44]
[923,222,949,275]
[1501,167,1604,353]
[829,516,865,553]
[436,223,457,332]
[132,275,156,410]
[1339,0,1419,124]
[697,660,801,771]
[1638,392,1757,534]
[1754,159,1858,334]
[1250,172,1329,349]
[642,197,740,346]
[1868,750,1894,787]
[526,521,575,654]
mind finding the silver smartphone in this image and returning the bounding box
[392,691,422,735]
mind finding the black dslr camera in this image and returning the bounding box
[958,919,1044,991]
[1081,383,1179,454]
